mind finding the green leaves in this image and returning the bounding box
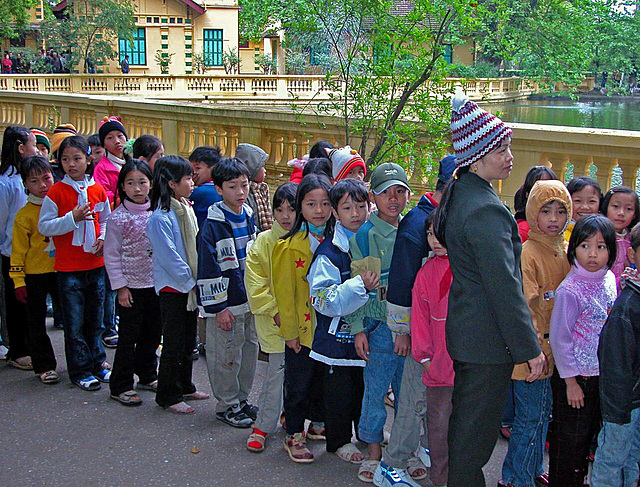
[0,0,38,39]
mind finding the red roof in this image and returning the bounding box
[52,0,204,15]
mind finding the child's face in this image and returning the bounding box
[373,185,409,225]
[24,170,54,198]
[274,199,295,231]
[103,130,126,158]
[190,160,212,186]
[606,192,637,232]
[90,145,105,165]
[37,144,49,158]
[427,223,447,257]
[301,188,331,227]
[169,174,194,200]
[253,166,266,184]
[215,175,249,214]
[537,200,568,237]
[19,133,39,158]
[345,166,365,181]
[123,170,151,204]
[575,231,609,272]
[571,186,600,222]
[60,146,88,181]
[144,145,164,170]
[627,244,640,269]
[333,193,369,233]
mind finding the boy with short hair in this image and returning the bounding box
[188,145,222,227]
[235,143,272,233]
[592,222,640,486]
[196,157,259,428]
[347,162,411,482]
[87,134,105,168]
[30,128,50,159]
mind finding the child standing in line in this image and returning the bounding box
[49,124,78,181]
[601,186,639,292]
[549,214,618,486]
[349,163,411,483]
[30,128,50,159]
[93,116,129,207]
[131,135,164,169]
[188,146,222,228]
[565,177,602,242]
[592,222,640,486]
[499,180,572,487]
[325,145,367,182]
[147,155,209,414]
[197,158,259,427]
[0,126,38,370]
[38,135,112,391]
[272,173,334,463]
[308,179,377,464]
[10,155,59,384]
[236,143,272,233]
[104,159,161,406]
[245,182,297,452]
[411,212,454,487]
[88,134,105,168]
[512,166,558,243]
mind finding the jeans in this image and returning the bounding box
[109,287,161,396]
[102,268,117,339]
[591,407,640,487]
[358,317,404,444]
[57,267,106,382]
[502,378,552,487]
[503,379,516,427]
[283,345,324,435]
[2,255,29,359]
[25,273,58,374]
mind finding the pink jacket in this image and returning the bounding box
[411,254,454,387]
[612,231,631,293]
[93,155,121,207]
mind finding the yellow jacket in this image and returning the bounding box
[272,231,315,349]
[513,180,572,380]
[10,201,55,288]
[244,221,286,353]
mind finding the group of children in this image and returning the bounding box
[2,100,640,487]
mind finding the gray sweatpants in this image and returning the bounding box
[206,311,259,414]
[254,352,285,434]
[383,354,428,469]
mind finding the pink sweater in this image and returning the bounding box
[411,254,454,387]
[103,200,154,289]
[612,231,631,293]
[93,155,122,207]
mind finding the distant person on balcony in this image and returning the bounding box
[51,52,62,74]
[2,53,13,74]
[120,55,130,74]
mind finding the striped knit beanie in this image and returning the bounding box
[99,115,128,146]
[326,145,366,181]
[450,92,512,168]
[50,123,78,155]
[30,127,50,151]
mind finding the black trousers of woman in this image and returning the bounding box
[2,255,29,360]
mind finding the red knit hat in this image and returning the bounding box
[99,115,128,146]
[325,145,367,181]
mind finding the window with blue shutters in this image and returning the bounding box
[119,28,146,65]
[203,29,223,66]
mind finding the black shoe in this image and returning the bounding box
[191,347,199,361]
[240,400,258,421]
[216,406,253,428]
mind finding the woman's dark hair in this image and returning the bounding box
[282,173,334,240]
[58,136,91,176]
[567,214,617,269]
[150,155,193,211]
[600,185,640,231]
[20,155,52,182]
[117,158,153,206]
[329,178,369,210]
[1,126,31,176]
[302,157,332,180]
[514,166,558,213]
[433,165,471,246]
[309,140,334,159]
[133,135,163,160]
[273,181,297,210]
[566,177,602,198]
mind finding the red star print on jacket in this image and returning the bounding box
[295,258,305,268]
[304,313,311,321]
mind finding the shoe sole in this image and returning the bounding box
[110,394,142,406]
[247,444,265,453]
[7,360,33,370]
[216,415,252,429]
[74,382,101,391]
[136,382,157,392]
[283,444,314,463]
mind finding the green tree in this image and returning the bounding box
[0,0,38,39]
[41,0,136,73]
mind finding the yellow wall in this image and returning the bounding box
[453,39,475,65]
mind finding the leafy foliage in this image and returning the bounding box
[154,49,174,74]
[0,0,38,39]
[222,47,241,74]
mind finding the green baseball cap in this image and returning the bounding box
[370,162,411,194]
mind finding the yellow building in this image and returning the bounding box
[0,1,46,52]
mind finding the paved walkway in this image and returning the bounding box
[2,321,515,487]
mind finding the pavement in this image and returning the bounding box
[1,320,524,487]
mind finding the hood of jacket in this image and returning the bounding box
[525,180,572,250]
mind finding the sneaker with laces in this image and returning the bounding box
[373,460,422,487]
[74,376,101,391]
[216,405,253,428]
[239,400,258,421]
[95,368,111,383]
[102,334,118,348]
[284,432,314,463]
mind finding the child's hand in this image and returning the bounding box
[354,332,369,361]
[14,286,27,304]
[72,203,93,223]
[421,360,431,373]
[361,271,380,291]
[273,313,281,327]
[117,287,133,308]
[565,377,585,408]
[216,308,236,331]
[286,337,301,353]
[92,239,104,256]
[394,334,411,357]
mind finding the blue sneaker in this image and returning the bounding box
[95,368,111,383]
[74,376,101,391]
[373,460,422,487]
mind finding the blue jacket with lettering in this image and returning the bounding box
[196,202,256,316]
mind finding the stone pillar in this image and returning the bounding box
[618,158,640,190]
[162,119,179,155]
[592,156,617,191]
[547,154,570,183]
[571,156,593,178]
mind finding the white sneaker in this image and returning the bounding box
[373,461,423,487]
[0,345,8,360]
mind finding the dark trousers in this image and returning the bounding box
[319,362,364,452]
[109,288,161,396]
[284,345,324,435]
[2,255,29,359]
[24,273,58,373]
[448,360,514,487]
[156,292,197,408]
[549,370,601,487]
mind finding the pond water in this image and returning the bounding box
[490,99,640,131]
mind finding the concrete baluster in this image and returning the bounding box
[547,155,570,183]
[266,133,283,164]
[571,157,593,178]
[592,156,617,191]
[282,134,296,165]
[217,127,228,156]
[162,119,179,155]
[227,128,239,155]
[618,158,640,190]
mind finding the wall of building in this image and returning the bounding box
[453,39,475,65]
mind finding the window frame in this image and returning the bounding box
[119,27,147,66]
[203,29,223,67]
